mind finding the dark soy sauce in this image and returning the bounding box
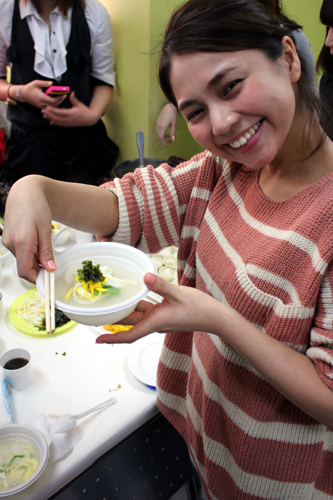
[3,357,29,370]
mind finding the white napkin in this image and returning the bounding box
[28,414,80,463]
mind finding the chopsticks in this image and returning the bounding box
[44,233,56,333]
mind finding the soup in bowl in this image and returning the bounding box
[36,242,156,326]
[0,424,48,496]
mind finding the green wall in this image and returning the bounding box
[102,0,325,170]
[101,0,200,167]
[284,0,324,66]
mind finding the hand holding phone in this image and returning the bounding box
[45,86,70,97]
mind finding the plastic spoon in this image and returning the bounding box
[136,131,144,168]
[50,397,117,434]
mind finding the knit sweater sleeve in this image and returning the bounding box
[307,258,333,391]
[97,151,213,254]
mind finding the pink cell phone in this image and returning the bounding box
[45,86,70,97]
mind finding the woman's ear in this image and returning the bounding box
[281,36,301,84]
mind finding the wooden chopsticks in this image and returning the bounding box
[44,233,55,333]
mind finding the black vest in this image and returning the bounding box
[7,0,92,127]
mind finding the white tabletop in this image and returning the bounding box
[0,235,159,500]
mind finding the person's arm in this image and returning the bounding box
[2,175,119,282]
[0,5,70,109]
[0,78,66,107]
[97,272,333,430]
[41,84,113,127]
[156,102,178,147]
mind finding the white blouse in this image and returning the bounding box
[0,0,116,86]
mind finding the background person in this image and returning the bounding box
[316,0,333,140]
[2,0,333,499]
[0,0,119,190]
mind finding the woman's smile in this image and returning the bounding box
[228,120,261,149]
[222,120,264,158]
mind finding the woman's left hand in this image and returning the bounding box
[41,92,99,127]
[95,273,215,344]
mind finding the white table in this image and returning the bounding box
[0,241,159,500]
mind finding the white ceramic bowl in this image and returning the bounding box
[0,238,10,263]
[36,242,156,326]
[0,424,49,496]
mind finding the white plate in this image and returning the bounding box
[127,333,165,387]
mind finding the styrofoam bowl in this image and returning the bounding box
[0,424,49,496]
[36,242,156,326]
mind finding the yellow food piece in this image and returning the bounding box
[66,276,108,301]
[103,324,133,333]
[64,287,73,301]
[78,277,108,300]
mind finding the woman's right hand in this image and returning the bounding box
[2,176,55,283]
[2,176,120,283]
[19,80,65,109]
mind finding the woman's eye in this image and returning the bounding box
[187,108,204,122]
[224,79,243,97]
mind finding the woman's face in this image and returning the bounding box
[170,37,300,170]
[325,27,333,55]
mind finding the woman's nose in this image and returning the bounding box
[325,27,333,47]
[210,106,238,138]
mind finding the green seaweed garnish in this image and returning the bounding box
[77,260,105,284]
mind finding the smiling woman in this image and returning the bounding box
[3,0,333,500]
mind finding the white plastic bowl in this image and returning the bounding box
[36,242,156,326]
[0,424,49,496]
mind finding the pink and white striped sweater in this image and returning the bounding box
[100,150,333,500]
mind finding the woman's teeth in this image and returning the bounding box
[229,121,261,149]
